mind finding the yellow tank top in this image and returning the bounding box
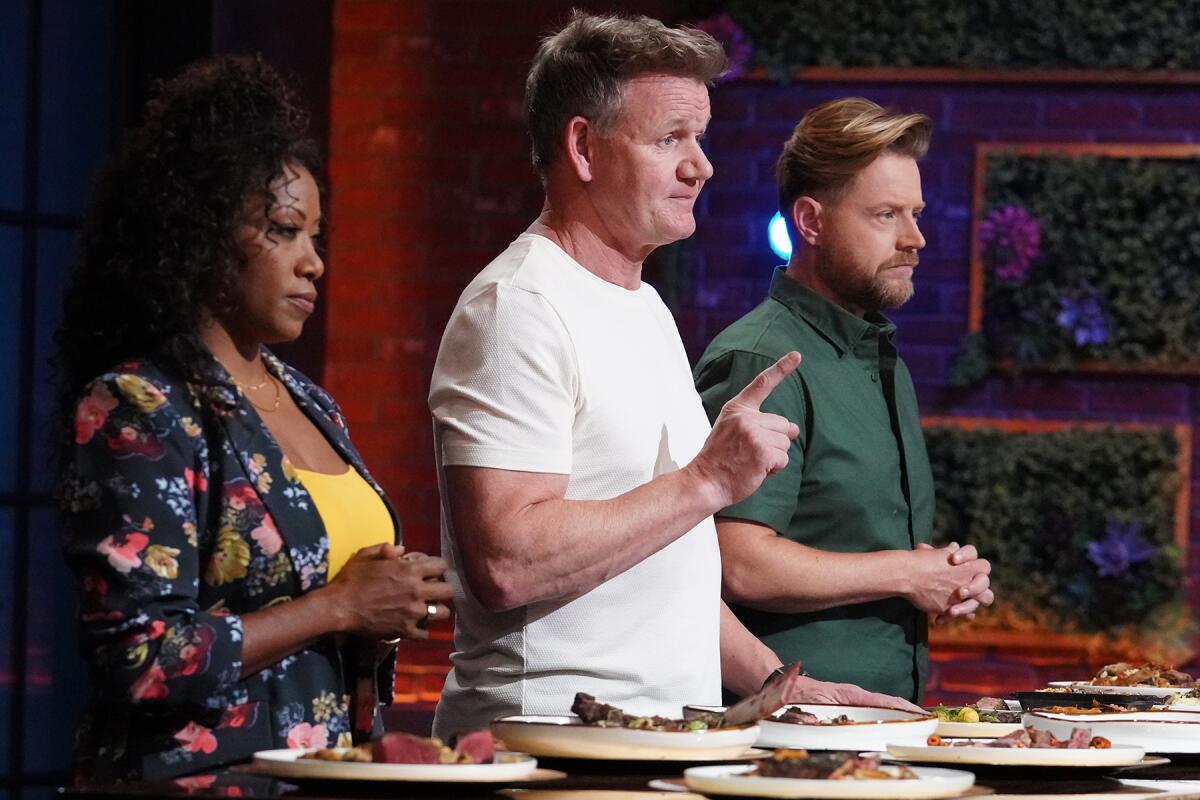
[294,466,395,580]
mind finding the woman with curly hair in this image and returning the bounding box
[55,55,451,783]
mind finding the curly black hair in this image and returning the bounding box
[54,54,319,440]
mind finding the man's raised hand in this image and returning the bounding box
[690,352,802,509]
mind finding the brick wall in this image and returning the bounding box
[326,0,669,713]
[326,0,1200,711]
[328,0,670,555]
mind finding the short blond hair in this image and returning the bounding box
[525,11,727,182]
[776,97,931,214]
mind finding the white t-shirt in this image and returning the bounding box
[429,233,722,737]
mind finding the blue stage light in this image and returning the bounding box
[768,212,792,260]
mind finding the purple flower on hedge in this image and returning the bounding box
[978,204,1041,282]
[692,13,753,82]
[1056,291,1108,347]
[1086,519,1156,577]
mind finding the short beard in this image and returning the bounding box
[815,249,916,314]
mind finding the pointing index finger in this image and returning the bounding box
[731,351,801,410]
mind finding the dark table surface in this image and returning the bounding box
[59,755,1200,800]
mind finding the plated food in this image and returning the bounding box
[928,697,1022,738]
[572,692,719,731]
[1045,681,1187,699]
[493,666,803,760]
[1037,702,1140,715]
[1091,662,1195,688]
[754,750,916,779]
[888,730,1145,768]
[778,710,855,725]
[930,697,1020,725]
[1026,708,1200,753]
[925,725,1110,749]
[1013,689,1162,710]
[1047,662,1197,699]
[251,747,539,782]
[754,704,937,751]
[684,754,976,800]
[490,713,761,761]
[300,730,496,764]
[251,730,544,782]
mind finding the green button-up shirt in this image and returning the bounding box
[694,269,934,701]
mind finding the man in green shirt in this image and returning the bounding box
[694,98,993,702]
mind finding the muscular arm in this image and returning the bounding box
[445,354,803,613]
[717,518,992,616]
[446,464,725,612]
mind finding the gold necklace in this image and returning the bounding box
[234,372,282,413]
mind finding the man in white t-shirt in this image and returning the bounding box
[428,12,922,739]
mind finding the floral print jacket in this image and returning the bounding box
[61,351,400,783]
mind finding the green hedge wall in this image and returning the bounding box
[685,0,1200,73]
[925,424,1184,637]
[972,151,1200,374]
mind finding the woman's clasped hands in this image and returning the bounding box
[326,543,454,642]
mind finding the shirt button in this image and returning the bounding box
[870,372,879,382]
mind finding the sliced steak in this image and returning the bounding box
[452,730,495,763]
[778,708,820,725]
[372,732,442,764]
[1067,727,1093,749]
[991,729,1032,748]
[1028,727,1059,748]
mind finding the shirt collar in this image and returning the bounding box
[767,267,896,357]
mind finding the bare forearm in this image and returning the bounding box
[719,519,912,613]
[452,465,724,610]
[719,601,782,698]
[238,587,346,677]
[450,353,804,612]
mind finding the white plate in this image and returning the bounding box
[491,714,761,760]
[886,741,1146,767]
[250,748,538,781]
[1026,709,1200,753]
[684,764,976,799]
[754,705,938,751]
[933,721,1023,739]
[1046,681,1187,699]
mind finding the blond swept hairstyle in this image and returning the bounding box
[525,10,728,182]
[776,97,931,216]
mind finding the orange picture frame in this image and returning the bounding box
[923,415,1193,660]
[968,142,1200,376]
